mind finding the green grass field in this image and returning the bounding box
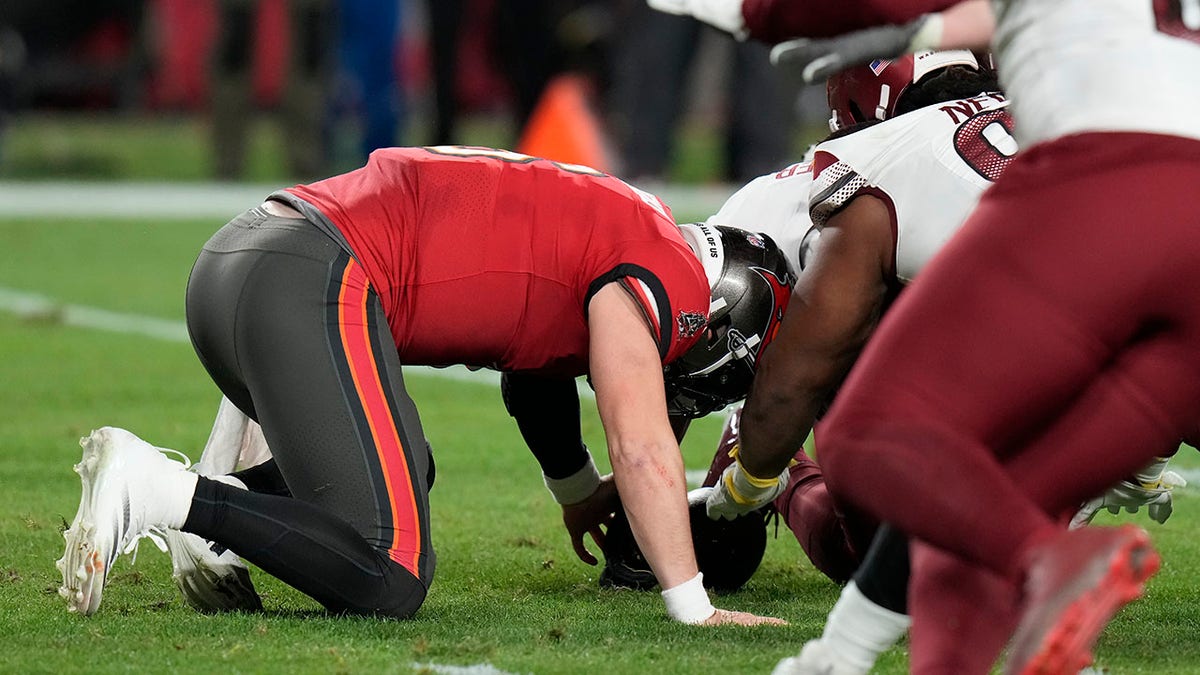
[2,214,1199,674]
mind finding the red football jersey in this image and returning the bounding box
[285,146,711,375]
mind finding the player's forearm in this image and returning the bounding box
[737,336,849,477]
[608,438,700,592]
[935,0,994,50]
[501,371,591,479]
[738,381,823,478]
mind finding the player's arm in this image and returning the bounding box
[736,195,893,480]
[500,371,617,565]
[771,0,994,84]
[587,282,784,626]
[501,371,597,499]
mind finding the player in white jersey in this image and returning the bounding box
[706,159,817,277]
[993,0,1200,148]
[698,51,1014,589]
[808,75,1009,282]
[729,2,1200,674]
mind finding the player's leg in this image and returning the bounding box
[281,0,332,178]
[998,332,1200,673]
[888,326,1198,673]
[906,542,1018,675]
[901,134,1200,673]
[210,0,254,180]
[817,133,1200,580]
[778,525,911,675]
[773,454,875,583]
[803,343,1196,675]
[182,212,433,615]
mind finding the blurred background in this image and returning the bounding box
[0,0,830,191]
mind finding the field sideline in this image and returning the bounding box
[1,190,1198,674]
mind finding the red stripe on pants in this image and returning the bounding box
[337,259,423,576]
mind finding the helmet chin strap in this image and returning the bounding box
[875,83,892,121]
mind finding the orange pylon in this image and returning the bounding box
[517,73,614,172]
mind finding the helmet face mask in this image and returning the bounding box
[665,224,795,419]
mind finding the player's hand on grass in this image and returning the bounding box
[702,608,788,627]
[561,475,619,565]
[1070,458,1186,528]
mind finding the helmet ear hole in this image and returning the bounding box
[705,318,730,347]
[847,100,867,125]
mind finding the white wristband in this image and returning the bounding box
[543,454,602,505]
[661,573,716,624]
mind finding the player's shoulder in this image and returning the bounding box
[809,93,1013,226]
[720,162,814,209]
[816,93,1010,167]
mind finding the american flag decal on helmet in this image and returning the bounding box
[869,59,891,75]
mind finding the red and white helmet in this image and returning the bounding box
[826,50,982,131]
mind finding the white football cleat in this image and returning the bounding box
[772,639,870,675]
[165,529,262,612]
[57,426,192,616]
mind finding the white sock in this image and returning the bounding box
[821,581,912,671]
[159,470,200,530]
[159,473,245,530]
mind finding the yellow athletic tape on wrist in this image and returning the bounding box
[722,471,760,506]
[729,444,781,488]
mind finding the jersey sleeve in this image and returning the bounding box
[584,249,710,366]
[808,149,870,228]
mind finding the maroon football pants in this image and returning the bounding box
[816,132,1200,670]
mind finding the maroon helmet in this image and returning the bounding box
[826,49,982,131]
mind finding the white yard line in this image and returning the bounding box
[0,286,189,342]
[1172,467,1200,490]
[410,663,528,675]
[0,285,501,386]
[0,181,281,219]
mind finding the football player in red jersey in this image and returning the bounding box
[56,146,794,627]
[705,2,1200,674]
